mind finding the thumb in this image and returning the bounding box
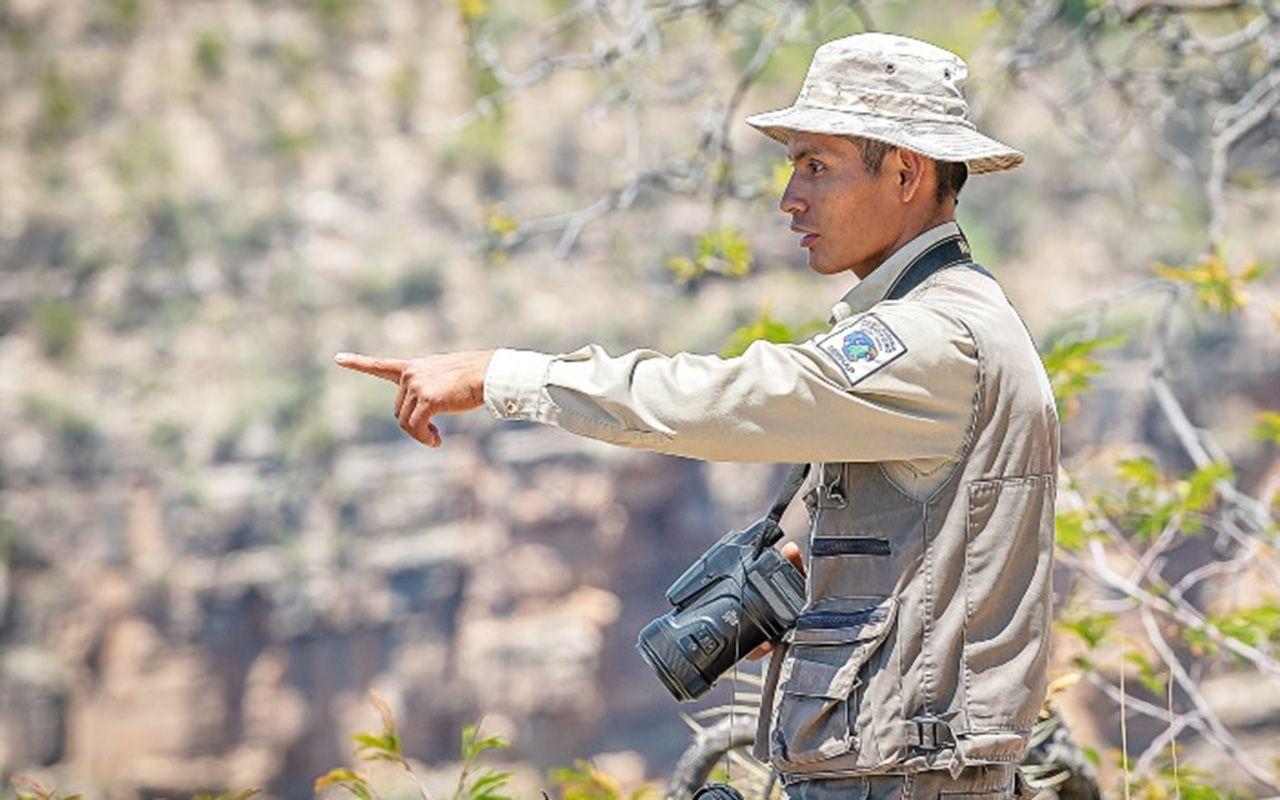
[780,541,805,576]
[334,352,407,384]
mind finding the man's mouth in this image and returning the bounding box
[791,225,819,248]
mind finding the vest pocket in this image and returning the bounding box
[963,475,1054,731]
[771,597,898,767]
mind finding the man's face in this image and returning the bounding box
[779,131,907,278]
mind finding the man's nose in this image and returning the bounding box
[779,176,806,215]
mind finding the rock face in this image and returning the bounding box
[0,417,788,796]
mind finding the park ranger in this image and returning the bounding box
[337,32,1058,800]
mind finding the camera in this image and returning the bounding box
[636,517,807,702]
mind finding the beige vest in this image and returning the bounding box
[753,255,1059,778]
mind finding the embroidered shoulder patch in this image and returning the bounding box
[814,314,907,387]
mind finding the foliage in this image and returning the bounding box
[1123,649,1168,697]
[720,311,827,358]
[482,206,520,265]
[1152,252,1267,314]
[1253,412,1280,446]
[33,298,81,359]
[667,227,753,283]
[1098,458,1232,540]
[195,31,229,79]
[315,691,515,800]
[314,768,376,800]
[1040,334,1123,417]
[1054,507,1101,553]
[1131,760,1248,800]
[34,65,81,143]
[1057,611,1115,654]
[548,759,659,800]
[452,721,514,800]
[1185,602,1280,657]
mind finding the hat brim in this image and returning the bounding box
[744,104,1024,175]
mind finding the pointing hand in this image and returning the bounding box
[334,350,495,448]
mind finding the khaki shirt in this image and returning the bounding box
[483,221,978,498]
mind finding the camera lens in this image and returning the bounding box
[637,616,711,701]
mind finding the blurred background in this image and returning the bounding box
[1,0,1278,797]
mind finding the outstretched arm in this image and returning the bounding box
[334,300,977,464]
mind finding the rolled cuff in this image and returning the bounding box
[483,347,555,421]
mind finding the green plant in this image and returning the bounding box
[195,31,228,79]
[667,227,753,283]
[315,691,514,800]
[33,298,81,359]
[34,65,81,144]
[720,311,827,358]
[1152,252,1266,315]
[1040,333,1123,417]
[549,760,660,799]
[451,722,514,800]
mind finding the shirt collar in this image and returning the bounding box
[827,220,965,324]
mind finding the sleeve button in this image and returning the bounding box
[505,400,517,413]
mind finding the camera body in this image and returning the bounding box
[637,518,807,701]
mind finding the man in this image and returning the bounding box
[336,33,1057,800]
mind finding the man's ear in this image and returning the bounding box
[891,148,927,204]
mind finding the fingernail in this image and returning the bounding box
[334,352,351,362]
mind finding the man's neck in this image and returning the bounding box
[855,209,957,279]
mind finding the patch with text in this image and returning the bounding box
[814,314,907,387]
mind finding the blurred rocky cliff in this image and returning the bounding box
[2,0,1279,797]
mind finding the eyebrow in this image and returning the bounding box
[787,146,828,164]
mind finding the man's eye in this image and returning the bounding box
[807,161,824,174]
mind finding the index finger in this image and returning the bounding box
[334,352,407,383]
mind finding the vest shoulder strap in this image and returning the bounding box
[884,234,993,302]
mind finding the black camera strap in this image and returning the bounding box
[751,462,811,559]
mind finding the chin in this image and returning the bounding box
[808,253,844,276]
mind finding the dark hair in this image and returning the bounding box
[845,136,968,206]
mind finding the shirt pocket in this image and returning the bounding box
[771,597,898,767]
[963,474,1055,730]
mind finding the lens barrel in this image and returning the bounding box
[637,523,806,702]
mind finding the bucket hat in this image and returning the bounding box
[744,33,1023,174]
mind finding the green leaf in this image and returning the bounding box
[720,312,827,358]
[1153,252,1267,314]
[1253,411,1280,446]
[466,768,514,799]
[666,227,753,283]
[351,730,401,761]
[1102,458,1230,541]
[549,758,628,799]
[461,722,509,761]
[1081,745,1100,766]
[1116,457,1160,490]
[1055,508,1099,552]
[1207,603,1280,650]
[1057,612,1115,650]
[1041,334,1123,417]
[313,768,374,800]
[1123,650,1168,696]
[1179,461,1232,513]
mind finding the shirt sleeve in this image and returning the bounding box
[482,300,978,464]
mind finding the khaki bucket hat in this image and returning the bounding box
[745,33,1024,174]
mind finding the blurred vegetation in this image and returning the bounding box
[0,0,1277,796]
